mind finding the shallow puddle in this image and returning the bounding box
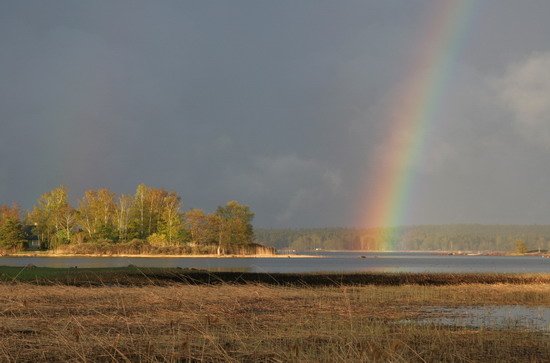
[412,305,550,331]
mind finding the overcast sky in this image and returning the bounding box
[1,1,550,227]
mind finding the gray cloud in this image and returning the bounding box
[496,52,550,148]
[223,155,344,225]
[1,1,550,227]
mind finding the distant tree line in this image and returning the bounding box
[256,225,550,252]
[0,185,272,255]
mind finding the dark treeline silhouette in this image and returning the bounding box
[0,185,274,255]
[256,225,550,252]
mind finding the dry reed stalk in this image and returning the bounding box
[0,283,548,361]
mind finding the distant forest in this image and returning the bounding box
[0,185,272,255]
[4,186,549,254]
[255,225,550,252]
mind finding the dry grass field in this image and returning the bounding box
[0,280,549,362]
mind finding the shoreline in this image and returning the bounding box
[3,252,321,259]
[294,249,550,257]
[3,250,549,258]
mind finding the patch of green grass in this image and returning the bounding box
[0,266,180,285]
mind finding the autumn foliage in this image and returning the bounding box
[1,184,271,255]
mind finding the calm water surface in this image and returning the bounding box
[0,252,548,273]
[414,305,550,331]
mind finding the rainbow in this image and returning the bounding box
[359,0,475,250]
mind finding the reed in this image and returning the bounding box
[0,281,548,361]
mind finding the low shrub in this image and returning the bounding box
[53,240,274,255]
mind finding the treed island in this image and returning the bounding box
[2,184,550,255]
[0,184,274,256]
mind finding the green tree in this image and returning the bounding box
[128,184,170,239]
[27,186,75,248]
[146,187,168,237]
[114,194,133,242]
[215,201,254,254]
[77,188,116,241]
[0,219,26,251]
[0,204,26,251]
[130,184,148,239]
[158,192,184,245]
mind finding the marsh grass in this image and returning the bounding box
[0,281,548,362]
[1,265,549,286]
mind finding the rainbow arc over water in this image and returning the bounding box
[359,1,474,250]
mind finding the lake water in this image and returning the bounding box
[413,305,550,332]
[0,252,549,273]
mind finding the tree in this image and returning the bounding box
[158,192,183,245]
[0,219,26,251]
[184,209,219,246]
[0,204,19,221]
[77,188,116,241]
[215,201,254,254]
[0,204,26,251]
[514,239,527,254]
[130,184,148,239]
[128,184,170,239]
[146,187,168,237]
[27,186,75,248]
[58,203,77,243]
[114,194,133,242]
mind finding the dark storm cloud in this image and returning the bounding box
[1,1,550,227]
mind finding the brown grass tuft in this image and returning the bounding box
[0,282,548,361]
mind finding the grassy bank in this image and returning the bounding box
[1,268,548,361]
[1,266,550,286]
[0,281,548,362]
[7,251,296,258]
[48,240,276,256]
